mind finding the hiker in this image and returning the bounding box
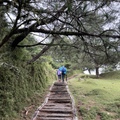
[58,66,67,82]
[57,69,62,82]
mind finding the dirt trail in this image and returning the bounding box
[32,81,78,120]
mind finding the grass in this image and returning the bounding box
[68,70,120,120]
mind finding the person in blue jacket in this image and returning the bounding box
[58,66,67,82]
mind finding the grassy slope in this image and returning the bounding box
[68,70,120,120]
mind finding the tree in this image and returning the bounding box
[70,37,120,77]
[0,0,120,62]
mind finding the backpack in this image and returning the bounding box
[62,67,67,74]
[57,69,62,75]
[59,66,67,74]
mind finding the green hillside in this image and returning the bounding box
[68,71,120,120]
[100,70,120,79]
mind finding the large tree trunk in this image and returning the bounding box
[88,68,91,74]
[95,66,99,78]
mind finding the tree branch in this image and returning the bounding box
[27,40,54,64]
[33,28,120,39]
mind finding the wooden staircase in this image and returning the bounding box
[32,82,78,120]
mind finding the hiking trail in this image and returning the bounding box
[32,81,78,120]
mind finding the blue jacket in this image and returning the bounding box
[59,66,67,75]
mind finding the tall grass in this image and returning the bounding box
[68,70,120,120]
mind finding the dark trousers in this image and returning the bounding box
[62,74,65,82]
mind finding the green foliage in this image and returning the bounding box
[68,71,120,120]
[0,60,55,119]
[67,0,72,11]
[85,89,109,96]
[0,35,56,120]
[0,6,8,39]
[105,101,120,113]
[100,70,120,79]
[99,112,112,120]
[12,47,31,61]
[79,106,98,120]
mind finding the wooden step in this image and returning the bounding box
[54,82,66,86]
[35,116,72,120]
[49,100,71,103]
[45,103,72,107]
[43,106,71,109]
[40,109,72,113]
[50,90,67,92]
[48,97,71,100]
[37,112,72,117]
[32,81,77,120]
